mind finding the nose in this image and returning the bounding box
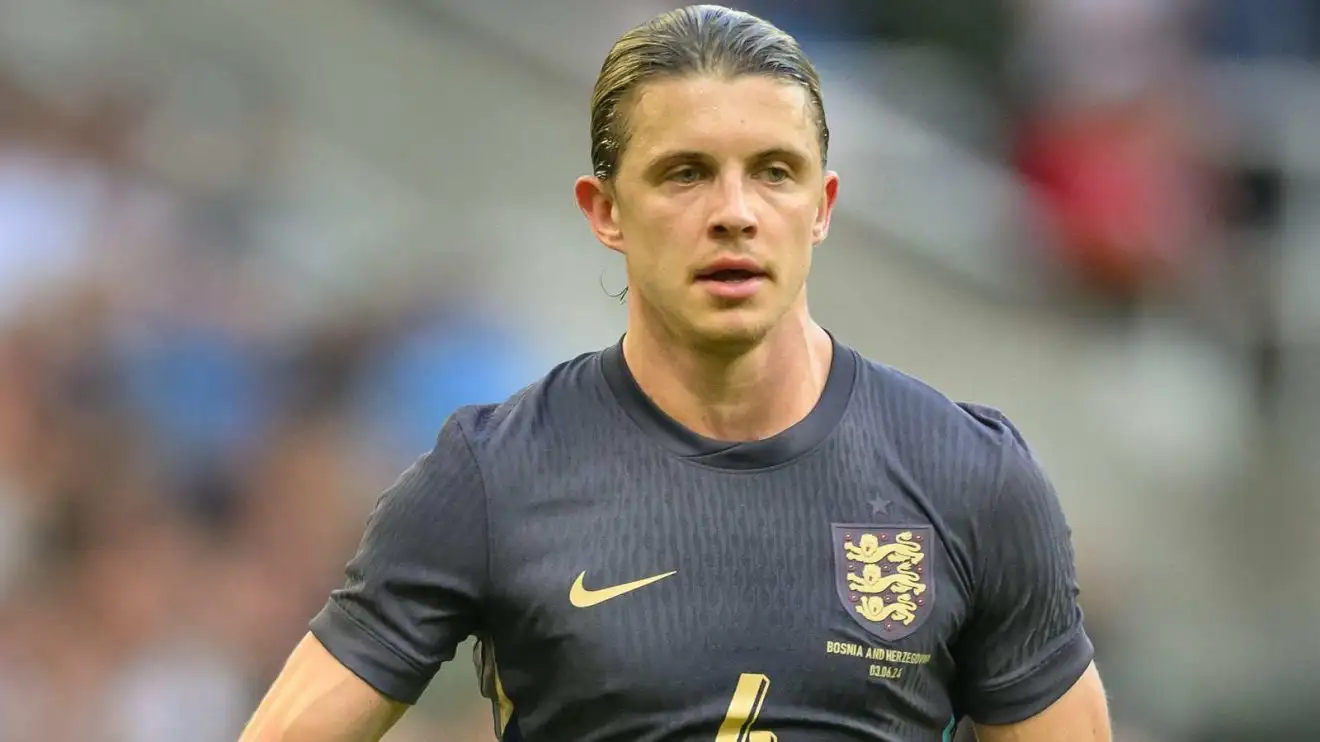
[708,177,758,240]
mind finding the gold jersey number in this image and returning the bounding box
[715,674,777,741]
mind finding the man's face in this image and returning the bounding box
[578,75,838,348]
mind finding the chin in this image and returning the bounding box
[684,309,777,353]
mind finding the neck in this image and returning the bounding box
[621,306,834,442]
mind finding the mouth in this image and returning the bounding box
[694,258,768,284]
[695,268,765,284]
[693,260,768,300]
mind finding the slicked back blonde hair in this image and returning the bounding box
[589,4,829,182]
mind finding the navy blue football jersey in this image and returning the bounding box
[310,336,1093,741]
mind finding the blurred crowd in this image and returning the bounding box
[753,0,1317,416]
[0,1,1316,741]
[0,63,536,741]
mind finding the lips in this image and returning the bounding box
[693,258,768,300]
[699,269,761,282]
[694,258,766,283]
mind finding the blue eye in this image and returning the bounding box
[669,166,702,183]
[761,165,790,183]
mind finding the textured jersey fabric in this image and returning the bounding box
[310,335,1093,740]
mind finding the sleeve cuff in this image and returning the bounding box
[962,626,1095,725]
[308,599,431,705]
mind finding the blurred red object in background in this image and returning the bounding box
[1014,99,1222,300]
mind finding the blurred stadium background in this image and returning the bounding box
[0,0,1316,740]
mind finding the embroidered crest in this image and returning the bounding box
[832,523,935,641]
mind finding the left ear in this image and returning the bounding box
[812,171,840,245]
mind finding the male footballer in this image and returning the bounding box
[241,5,1111,740]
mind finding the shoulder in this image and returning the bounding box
[378,348,608,528]
[850,359,1067,568]
[446,347,611,456]
[849,352,1029,483]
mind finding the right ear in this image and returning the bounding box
[575,176,625,255]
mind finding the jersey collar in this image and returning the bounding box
[599,332,857,470]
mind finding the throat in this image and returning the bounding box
[689,397,787,443]
[621,325,833,442]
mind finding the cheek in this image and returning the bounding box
[619,223,681,292]
[628,204,698,271]
[773,205,820,280]
[765,198,819,247]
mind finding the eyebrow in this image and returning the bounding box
[642,147,811,177]
[747,147,810,166]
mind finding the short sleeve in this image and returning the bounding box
[953,430,1094,725]
[309,414,487,704]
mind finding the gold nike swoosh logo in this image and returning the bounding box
[569,570,678,608]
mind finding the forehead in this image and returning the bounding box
[623,75,818,167]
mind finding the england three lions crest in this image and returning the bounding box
[832,524,934,641]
